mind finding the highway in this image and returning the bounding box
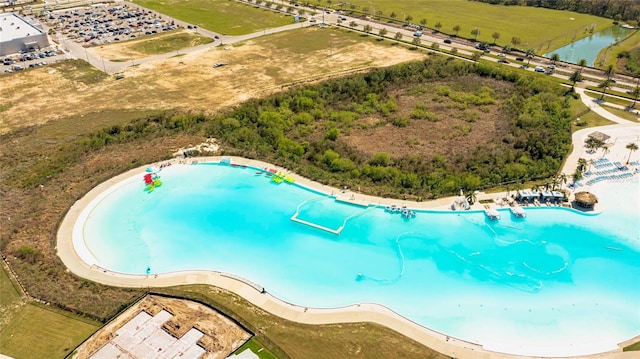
[15,0,640,96]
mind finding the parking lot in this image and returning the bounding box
[2,48,62,74]
[42,4,180,47]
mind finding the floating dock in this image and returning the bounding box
[510,206,526,218]
[484,207,501,220]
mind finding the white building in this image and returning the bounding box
[0,12,49,56]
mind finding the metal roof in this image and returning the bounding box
[0,13,45,43]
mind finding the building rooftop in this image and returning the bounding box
[0,12,45,43]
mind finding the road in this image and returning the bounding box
[37,0,640,95]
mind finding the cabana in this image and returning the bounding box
[552,191,564,201]
[530,190,540,201]
[517,190,533,202]
[541,190,554,202]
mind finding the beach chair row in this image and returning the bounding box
[586,172,633,186]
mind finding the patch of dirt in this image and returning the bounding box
[343,76,513,161]
[0,29,424,134]
[73,294,251,359]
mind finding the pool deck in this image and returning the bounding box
[56,153,640,359]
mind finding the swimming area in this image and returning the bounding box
[76,161,640,357]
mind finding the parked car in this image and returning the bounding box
[534,66,545,73]
[515,57,524,61]
[443,39,452,44]
[498,59,509,64]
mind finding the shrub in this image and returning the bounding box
[16,245,41,264]
[325,128,339,141]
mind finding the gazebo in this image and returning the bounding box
[588,131,611,143]
[574,191,598,209]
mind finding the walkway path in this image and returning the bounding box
[562,87,640,186]
[56,154,640,359]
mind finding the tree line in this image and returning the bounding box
[470,0,640,22]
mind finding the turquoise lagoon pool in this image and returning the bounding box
[77,162,640,356]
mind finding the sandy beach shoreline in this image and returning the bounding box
[56,149,640,359]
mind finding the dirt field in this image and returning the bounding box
[344,77,513,160]
[0,28,424,134]
[91,31,213,61]
[72,294,251,359]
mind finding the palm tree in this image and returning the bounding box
[550,53,560,65]
[572,169,583,183]
[525,48,534,66]
[471,51,482,62]
[363,24,372,33]
[604,64,615,79]
[394,31,403,43]
[585,136,603,153]
[390,12,397,20]
[466,191,478,205]
[411,37,421,48]
[631,86,640,108]
[419,18,427,28]
[626,142,639,164]
[452,25,461,36]
[349,20,357,28]
[577,58,587,73]
[601,144,611,159]
[511,36,521,48]
[378,27,388,37]
[554,173,568,190]
[577,158,588,173]
[598,78,613,100]
[434,22,442,32]
[405,15,413,24]
[491,32,500,44]
[569,70,582,90]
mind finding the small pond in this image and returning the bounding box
[544,26,636,66]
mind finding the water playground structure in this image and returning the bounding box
[257,167,295,184]
[143,170,162,192]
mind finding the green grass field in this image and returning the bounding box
[601,104,640,122]
[132,0,295,35]
[0,266,21,310]
[0,303,100,359]
[1,267,101,359]
[128,31,214,55]
[234,338,279,359]
[569,97,615,131]
[340,0,611,53]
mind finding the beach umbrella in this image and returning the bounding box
[145,167,153,172]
